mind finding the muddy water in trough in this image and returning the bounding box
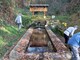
[26,28,55,53]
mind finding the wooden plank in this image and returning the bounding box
[30,7,48,12]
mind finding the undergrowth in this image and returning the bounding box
[0,22,26,58]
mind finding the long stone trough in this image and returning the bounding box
[3,26,71,60]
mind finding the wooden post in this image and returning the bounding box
[32,11,34,15]
[44,11,46,18]
[44,11,46,16]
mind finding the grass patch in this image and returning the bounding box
[31,15,50,21]
[55,15,70,22]
[0,24,26,58]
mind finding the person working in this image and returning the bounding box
[64,25,78,44]
[68,32,80,60]
[15,13,22,32]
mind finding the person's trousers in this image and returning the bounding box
[71,46,80,60]
[17,23,22,31]
[64,34,69,44]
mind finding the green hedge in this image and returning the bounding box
[22,15,32,28]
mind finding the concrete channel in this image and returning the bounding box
[3,21,71,60]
